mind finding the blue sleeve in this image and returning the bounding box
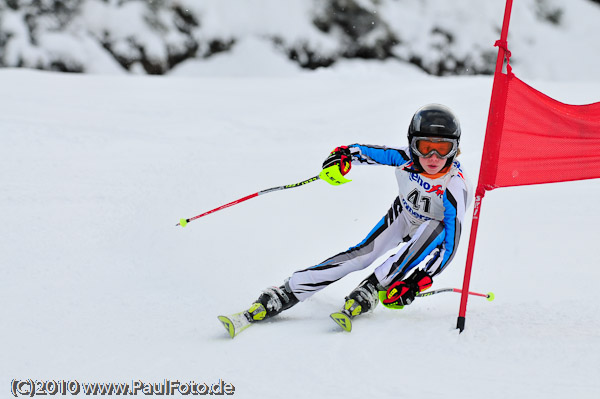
[348,144,410,167]
[440,190,459,268]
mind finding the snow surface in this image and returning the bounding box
[1,59,599,398]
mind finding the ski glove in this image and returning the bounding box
[322,146,352,176]
[381,269,433,308]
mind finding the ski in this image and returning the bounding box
[217,311,254,339]
[221,309,355,336]
[330,311,353,332]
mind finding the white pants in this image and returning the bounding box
[288,197,446,301]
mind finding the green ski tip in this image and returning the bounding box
[179,218,188,227]
[487,292,495,302]
[330,312,352,332]
[218,316,235,338]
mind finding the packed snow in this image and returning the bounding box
[2,62,599,398]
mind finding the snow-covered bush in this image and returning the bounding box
[0,0,598,78]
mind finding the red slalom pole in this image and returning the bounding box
[457,0,514,332]
[176,175,320,227]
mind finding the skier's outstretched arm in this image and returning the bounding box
[347,144,411,167]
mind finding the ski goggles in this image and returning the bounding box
[410,137,458,159]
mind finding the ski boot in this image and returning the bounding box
[248,279,299,322]
[330,274,380,332]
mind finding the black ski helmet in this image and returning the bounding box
[407,104,461,171]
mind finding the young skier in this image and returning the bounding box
[226,104,472,333]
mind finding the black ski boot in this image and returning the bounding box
[248,279,299,322]
[344,273,381,317]
[331,274,381,332]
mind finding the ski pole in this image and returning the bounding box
[417,288,494,301]
[176,175,320,227]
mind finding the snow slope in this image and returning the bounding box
[1,65,599,398]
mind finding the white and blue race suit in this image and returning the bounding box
[288,144,473,301]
